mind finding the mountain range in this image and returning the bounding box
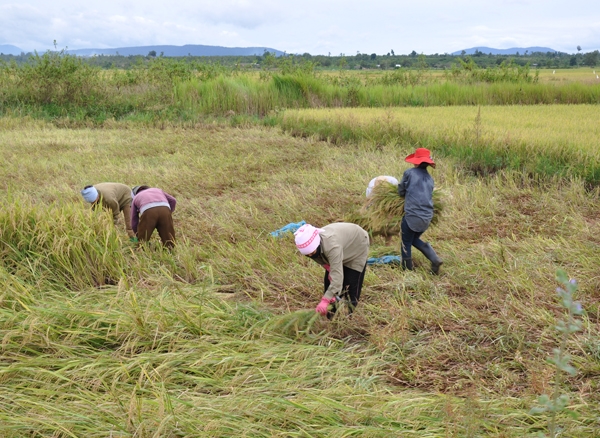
[0,44,284,57]
[0,44,23,55]
[2,43,561,57]
[451,46,558,55]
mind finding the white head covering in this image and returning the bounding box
[294,224,322,255]
[366,175,399,197]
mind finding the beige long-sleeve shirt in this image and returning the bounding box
[310,222,370,300]
[94,183,134,237]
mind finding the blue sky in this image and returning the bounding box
[1,0,598,55]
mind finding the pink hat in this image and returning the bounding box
[405,148,435,168]
[294,224,322,255]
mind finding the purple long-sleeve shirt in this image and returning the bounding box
[131,188,177,234]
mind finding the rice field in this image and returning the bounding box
[1,114,600,436]
[279,105,600,185]
[314,67,600,85]
[281,105,600,151]
[539,69,600,83]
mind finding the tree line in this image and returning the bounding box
[1,48,599,70]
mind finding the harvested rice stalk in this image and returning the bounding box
[343,209,400,238]
[265,310,321,338]
[345,182,443,235]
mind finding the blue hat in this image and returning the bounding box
[81,186,99,203]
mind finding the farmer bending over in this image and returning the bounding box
[294,223,369,318]
[131,185,177,248]
[81,183,135,239]
[397,147,443,274]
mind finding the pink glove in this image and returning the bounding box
[316,297,336,315]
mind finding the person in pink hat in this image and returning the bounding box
[397,147,443,274]
[294,222,369,318]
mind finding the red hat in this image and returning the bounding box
[405,148,435,168]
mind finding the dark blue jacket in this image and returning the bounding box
[397,167,434,232]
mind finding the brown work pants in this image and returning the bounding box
[137,206,175,248]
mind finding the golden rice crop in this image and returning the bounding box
[282,105,600,155]
[280,105,600,184]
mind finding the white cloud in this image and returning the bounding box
[109,15,128,24]
[0,0,598,54]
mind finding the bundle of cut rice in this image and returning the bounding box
[345,182,443,235]
[343,209,400,237]
[265,310,321,338]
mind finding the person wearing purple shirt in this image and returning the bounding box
[130,185,177,248]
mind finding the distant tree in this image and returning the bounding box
[410,50,417,57]
[148,50,157,57]
[461,50,466,56]
[577,45,582,52]
[391,50,395,56]
[262,50,277,69]
[370,53,376,60]
[570,56,577,66]
[582,50,599,67]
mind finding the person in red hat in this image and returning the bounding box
[397,148,443,274]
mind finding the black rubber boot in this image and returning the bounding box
[401,257,413,270]
[419,243,443,275]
